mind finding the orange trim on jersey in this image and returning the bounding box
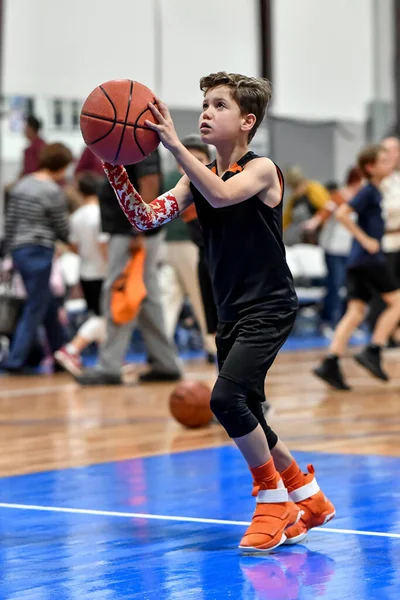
[181,203,197,223]
[228,162,243,174]
[210,163,243,175]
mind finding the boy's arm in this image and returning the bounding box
[335,203,380,254]
[172,147,275,208]
[103,162,193,231]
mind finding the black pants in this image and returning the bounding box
[210,307,296,439]
[80,279,103,315]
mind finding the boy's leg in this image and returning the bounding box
[314,299,366,390]
[211,375,300,552]
[272,441,336,544]
[247,390,335,544]
[354,289,400,380]
[370,290,400,345]
[214,314,303,552]
[329,300,366,355]
[55,280,104,377]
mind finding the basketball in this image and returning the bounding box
[169,381,213,428]
[80,79,160,165]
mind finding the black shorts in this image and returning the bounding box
[386,251,400,285]
[80,279,103,315]
[216,308,297,399]
[346,264,398,303]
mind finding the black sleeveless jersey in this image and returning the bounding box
[190,151,298,321]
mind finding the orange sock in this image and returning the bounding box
[280,460,305,492]
[250,458,281,490]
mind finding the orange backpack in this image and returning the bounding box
[111,248,147,325]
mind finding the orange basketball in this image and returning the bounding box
[80,79,160,165]
[169,381,213,429]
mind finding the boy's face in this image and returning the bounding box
[368,150,392,180]
[199,85,250,145]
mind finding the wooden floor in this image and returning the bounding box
[0,347,399,477]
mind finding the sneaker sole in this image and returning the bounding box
[54,352,82,377]
[239,532,287,554]
[283,509,336,545]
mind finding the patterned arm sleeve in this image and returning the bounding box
[103,162,180,231]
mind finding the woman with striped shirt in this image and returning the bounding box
[2,143,72,373]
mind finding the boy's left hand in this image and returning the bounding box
[145,98,181,154]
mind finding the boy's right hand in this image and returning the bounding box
[362,236,380,254]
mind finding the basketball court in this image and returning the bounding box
[0,347,399,599]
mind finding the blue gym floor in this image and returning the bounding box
[0,446,399,599]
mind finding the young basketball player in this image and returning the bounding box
[314,144,400,390]
[102,72,335,553]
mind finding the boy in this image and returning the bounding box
[102,72,335,553]
[314,144,400,390]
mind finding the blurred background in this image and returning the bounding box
[0,0,399,368]
[1,0,398,184]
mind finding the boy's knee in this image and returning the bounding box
[210,377,241,417]
[210,377,258,438]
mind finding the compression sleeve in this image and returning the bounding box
[103,162,180,231]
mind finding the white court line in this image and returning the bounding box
[0,502,399,539]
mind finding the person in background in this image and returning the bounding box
[74,146,105,179]
[54,173,108,376]
[1,143,72,373]
[304,168,364,331]
[162,134,217,362]
[367,136,400,345]
[283,166,330,246]
[21,115,47,177]
[314,144,400,390]
[76,149,182,386]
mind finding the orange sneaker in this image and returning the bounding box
[284,465,336,545]
[239,486,302,553]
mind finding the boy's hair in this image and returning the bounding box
[39,143,73,172]
[26,115,42,132]
[357,144,382,179]
[77,172,100,197]
[199,72,272,142]
[182,134,211,160]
